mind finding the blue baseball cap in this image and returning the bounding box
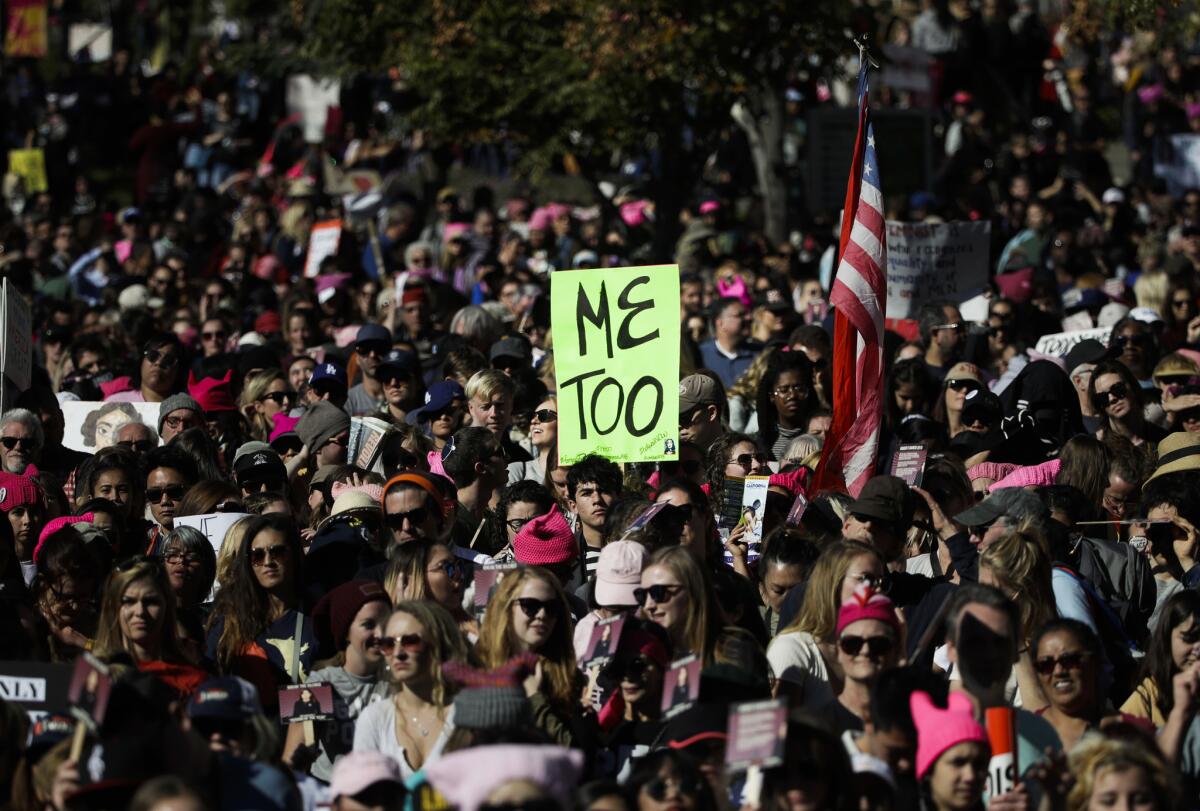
[377,349,420,379]
[27,714,75,758]
[355,324,393,348]
[412,380,466,421]
[187,676,263,720]
[309,361,348,391]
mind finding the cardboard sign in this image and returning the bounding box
[279,683,335,723]
[725,699,788,771]
[175,512,253,559]
[583,615,625,666]
[473,562,517,616]
[1,278,32,393]
[67,23,112,61]
[304,219,343,278]
[60,401,161,453]
[661,655,701,719]
[885,221,992,319]
[286,75,341,144]
[551,265,680,464]
[67,654,111,733]
[890,443,928,487]
[7,149,47,194]
[5,0,47,57]
[1033,326,1112,357]
[0,661,70,723]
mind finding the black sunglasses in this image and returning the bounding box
[946,379,980,393]
[146,485,186,503]
[643,775,704,802]
[730,452,767,468]
[532,409,557,423]
[1113,333,1152,350]
[117,439,156,453]
[249,543,290,566]
[144,349,180,368]
[1095,382,1128,406]
[514,597,561,620]
[610,656,652,682]
[260,391,295,405]
[839,634,895,657]
[0,436,36,450]
[386,507,430,529]
[380,370,412,385]
[633,584,683,606]
[1034,651,1090,675]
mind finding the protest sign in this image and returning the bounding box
[0,661,70,722]
[2,278,32,395]
[583,615,625,666]
[304,220,343,278]
[60,401,162,453]
[1153,134,1200,197]
[725,699,788,771]
[7,149,47,194]
[286,75,341,143]
[890,444,929,487]
[551,265,680,464]
[175,512,253,559]
[1033,326,1112,357]
[67,23,112,61]
[880,44,936,106]
[661,655,701,719]
[5,0,47,57]
[884,220,991,319]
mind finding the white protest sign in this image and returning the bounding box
[60,401,162,453]
[175,512,253,558]
[884,221,991,319]
[1034,326,1112,357]
[1153,134,1200,197]
[1,278,32,393]
[285,75,340,143]
[304,220,343,278]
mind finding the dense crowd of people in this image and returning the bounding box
[6,1,1200,810]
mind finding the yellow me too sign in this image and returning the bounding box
[551,265,680,464]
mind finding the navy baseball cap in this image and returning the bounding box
[27,714,75,759]
[187,676,263,720]
[355,324,393,348]
[411,381,466,421]
[309,361,348,391]
[378,349,420,379]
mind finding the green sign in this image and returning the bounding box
[551,265,681,464]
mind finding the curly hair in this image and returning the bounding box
[1066,735,1178,811]
[704,431,763,499]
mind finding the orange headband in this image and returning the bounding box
[382,473,448,517]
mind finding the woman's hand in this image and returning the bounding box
[1187,314,1200,345]
[987,784,1029,811]
[912,487,961,541]
[51,758,81,811]
[724,524,752,578]
[1172,662,1200,716]
[523,657,544,698]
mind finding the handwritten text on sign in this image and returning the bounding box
[884,220,991,319]
[551,265,680,464]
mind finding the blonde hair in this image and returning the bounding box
[93,561,185,663]
[215,516,254,590]
[1066,735,1178,811]
[781,540,881,641]
[240,369,288,442]
[727,348,778,401]
[387,601,471,708]
[644,546,725,663]
[1133,271,1168,315]
[979,529,1055,641]
[477,567,577,709]
[465,369,515,403]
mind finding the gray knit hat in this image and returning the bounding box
[295,401,351,452]
[443,655,534,731]
[157,393,203,432]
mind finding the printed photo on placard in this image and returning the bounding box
[660,655,701,718]
[278,683,334,723]
[67,653,111,731]
[474,562,518,614]
[725,699,787,771]
[60,401,162,453]
[889,444,928,488]
[584,615,625,665]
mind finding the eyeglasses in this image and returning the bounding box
[0,436,36,450]
[249,543,290,566]
[376,633,424,656]
[506,516,535,533]
[642,775,704,802]
[117,439,156,453]
[532,409,557,423]
[144,349,180,369]
[633,584,683,606]
[163,550,202,566]
[146,485,186,503]
[386,507,430,529]
[429,558,469,580]
[946,379,980,393]
[839,634,895,657]
[260,391,295,405]
[1095,382,1129,406]
[932,322,964,333]
[202,331,227,342]
[164,415,200,430]
[729,452,767,470]
[1102,492,1138,515]
[1034,651,1090,675]
[514,597,561,620]
[773,385,808,398]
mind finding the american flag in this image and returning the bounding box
[815,59,886,497]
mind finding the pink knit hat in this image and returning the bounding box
[512,505,577,566]
[836,584,900,636]
[188,371,237,413]
[0,472,40,513]
[991,458,1061,490]
[965,462,1017,483]
[34,513,94,565]
[910,691,988,779]
[269,413,301,443]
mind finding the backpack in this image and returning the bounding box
[1054,565,1140,704]
[1075,535,1156,647]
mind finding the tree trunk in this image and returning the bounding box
[651,122,687,264]
[732,87,787,247]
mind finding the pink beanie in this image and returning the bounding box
[512,505,577,566]
[836,584,900,636]
[34,513,95,565]
[0,472,40,513]
[991,458,1061,490]
[910,691,988,780]
[966,462,1017,483]
[269,413,301,443]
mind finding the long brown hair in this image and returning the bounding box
[387,601,471,707]
[644,546,725,663]
[780,540,881,641]
[94,560,186,663]
[477,566,576,710]
[1056,436,1110,507]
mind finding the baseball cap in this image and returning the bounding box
[330,752,405,800]
[1129,306,1165,327]
[1063,339,1108,372]
[187,676,262,720]
[377,348,420,380]
[309,361,348,391]
[953,487,1050,528]
[27,714,75,759]
[679,374,722,413]
[1102,187,1126,205]
[233,447,287,485]
[489,336,532,364]
[945,362,983,386]
[355,324,393,348]
[411,381,466,421]
[847,475,914,531]
[755,289,793,313]
[594,540,645,606]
